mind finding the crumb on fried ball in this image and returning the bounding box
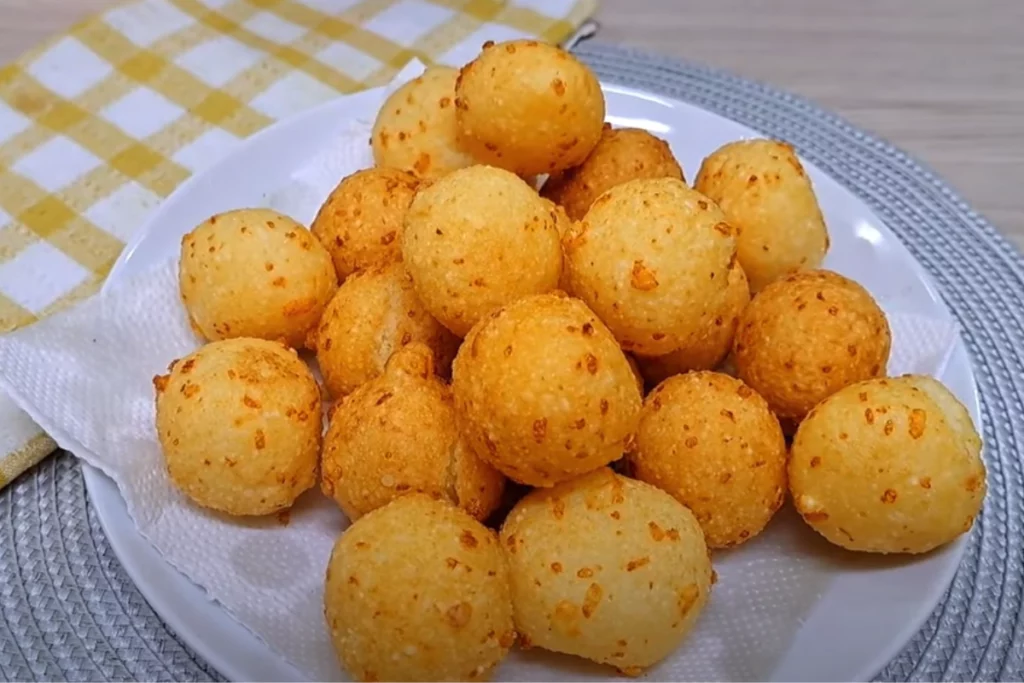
[325,493,515,682]
[401,164,562,337]
[453,293,641,488]
[321,343,505,521]
[733,269,891,425]
[312,261,458,398]
[310,167,423,281]
[542,126,685,221]
[790,374,986,554]
[563,177,736,356]
[455,39,605,177]
[631,372,786,548]
[179,209,337,348]
[500,468,712,676]
[636,263,750,386]
[153,338,321,515]
[371,66,478,180]
[694,138,829,293]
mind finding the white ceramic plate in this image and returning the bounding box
[86,82,980,682]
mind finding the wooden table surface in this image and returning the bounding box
[2,0,1023,251]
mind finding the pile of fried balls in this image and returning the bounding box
[153,39,987,681]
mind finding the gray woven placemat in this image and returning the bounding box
[1,41,1022,682]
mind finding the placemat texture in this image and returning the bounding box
[1,35,1022,683]
[0,0,596,488]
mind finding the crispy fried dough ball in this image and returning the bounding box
[563,178,736,356]
[371,66,478,180]
[153,338,320,515]
[313,261,458,398]
[402,165,562,337]
[542,126,684,220]
[310,167,423,281]
[321,344,504,521]
[455,40,605,176]
[790,375,986,554]
[325,494,515,682]
[636,264,750,386]
[733,269,891,424]
[452,294,641,487]
[179,209,337,348]
[631,372,787,548]
[694,138,829,292]
[500,468,712,676]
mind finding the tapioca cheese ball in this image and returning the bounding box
[153,338,321,516]
[455,39,605,177]
[789,374,986,554]
[401,164,563,337]
[562,177,737,357]
[310,167,423,281]
[452,293,642,488]
[312,261,459,398]
[500,468,713,677]
[324,494,515,682]
[178,208,337,348]
[542,126,685,221]
[733,268,891,425]
[371,66,478,180]
[694,138,830,293]
[630,371,787,549]
[320,343,505,522]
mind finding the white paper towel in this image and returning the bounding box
[0,61,964,682]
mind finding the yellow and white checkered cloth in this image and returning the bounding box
[0,0,596,488]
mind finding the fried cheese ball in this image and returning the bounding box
[313,261,459,398]
[310,167,423,281]
[321,343,504,521]
[542,126,685,220]
[636,263,750,386]
[455,39,605,176]
[153,338,320,516]
[694,138,829,293]
[733,269,891,425]
[371,66,478,180]
[500,468,713,676]
[325,494,515,682]
[790,375,986,554]
[631,372,787,548]
[563,177,736,356]
[179,209,337,348]
[402,165,562,337]
[453,294,641,487]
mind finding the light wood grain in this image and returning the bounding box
[2,0,1022,250]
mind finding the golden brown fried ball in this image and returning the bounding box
[790,375,986,554]
[631,372,787,548]
[635,264,750,386]
[321,344,504,521]
[500,468,712,676]
[402,165,562,337]
[453,294,641,488]
[325,494,515,682]
[153,338,321,516]
[563,177,736,357]
[455,39,605,177]
[733,269,891,425]
[313,261,458,398]
[310,167,423,281]
[694,138,830,292]
[542,126,684,221]
[179,209,337,348]
[371,66,478,180]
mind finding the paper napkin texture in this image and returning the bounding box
[0,0,597,488]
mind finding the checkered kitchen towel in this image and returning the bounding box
[0,0,596,487]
